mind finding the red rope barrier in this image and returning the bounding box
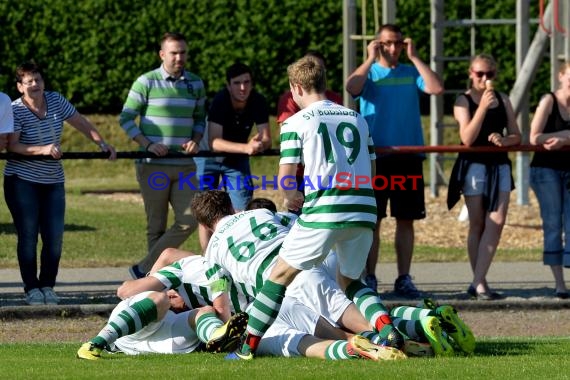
[0,144,562,160]
[374,144,561,154]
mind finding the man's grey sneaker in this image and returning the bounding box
[25,288,45,305]
[394,274,421,299]
[41,287,60,305]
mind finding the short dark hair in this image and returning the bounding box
[161,32,186,48]
[15,61,43,84]
[376,24,402,37]
[246,198,277,213]
[226,62,252,83]
[190,190,234,230]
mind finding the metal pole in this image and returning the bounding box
[382,0,395,24]
[515,0,530,206]
[430,0,444,197]
[343,0,357,109]
[509,2,551,115]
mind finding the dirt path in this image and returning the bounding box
[1,309,568,344]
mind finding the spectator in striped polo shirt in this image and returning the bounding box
[4,61,116,306]
[119,32,207,278]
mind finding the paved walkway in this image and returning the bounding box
[1,261,569,317]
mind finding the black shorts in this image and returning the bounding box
[373,155,426,220]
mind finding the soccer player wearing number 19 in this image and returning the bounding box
[230,55,403,360]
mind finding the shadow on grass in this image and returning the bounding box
[0,223,96,235]
[476,339,552,356]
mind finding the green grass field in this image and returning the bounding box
[1,338,569,380]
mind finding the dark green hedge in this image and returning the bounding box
[0,0,550,115]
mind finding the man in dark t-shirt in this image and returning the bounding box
[201,62,271,211]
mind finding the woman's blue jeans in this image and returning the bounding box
[4,175,65,292]
[530,167,570,267]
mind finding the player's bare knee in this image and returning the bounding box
[147,291,170,317]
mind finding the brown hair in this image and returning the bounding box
[558,61,570,74]
[246,198,277,213]
[469,53,497,71]
[160,32,187,49]
[287,55,326,94]
[190,190,234,229]
[15,61,43,84]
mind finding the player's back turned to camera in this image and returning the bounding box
[228,56,405,362]
[280,55,377,226]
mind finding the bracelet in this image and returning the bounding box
[145,142,153,151]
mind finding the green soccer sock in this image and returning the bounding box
[391,316,423,341]
[324,340,359,360]
[195,312,223,343]
[358,330,382,345]
[91,297,157,348]
[345,280,391,332]
[241,280,286,354]
[389,305,434,341]
[391,305,433,320]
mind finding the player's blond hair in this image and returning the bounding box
[287,55,326,94]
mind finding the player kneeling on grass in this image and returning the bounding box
[77,290,248,360]
[77,255,248,360]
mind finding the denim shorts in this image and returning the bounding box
[463,163,511,196]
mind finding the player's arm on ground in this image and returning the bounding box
[117,276,165,300]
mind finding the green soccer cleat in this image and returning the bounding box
[206,312,249,353]
[420,297,439,310]
[77,342,103,360]
[435,305,476,355]
[403,340,434,357]
[420,316,454,357]
[349,335,407,361]
[225,350,254,360]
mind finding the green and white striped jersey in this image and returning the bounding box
[280,100,377,229]
[151,255,221,310]
[204,209,293,311]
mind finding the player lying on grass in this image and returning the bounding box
[79,245,405,361]
[77,255,248,360]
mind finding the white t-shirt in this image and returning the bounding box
[0,92,14,134]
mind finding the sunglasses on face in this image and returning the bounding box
[471,70,495,79]
[378,40,405,48]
